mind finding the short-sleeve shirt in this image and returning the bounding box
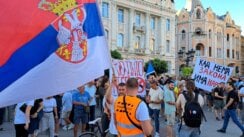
[163,86,176,115]
[62,91,73,112]
[226,90,239,110]
[136,101,150,121]
[148,87,163,109]
[239,87,244,102]
[14,100,34,124]
[85,85,97,106]
[43,98,57,112]
[72,90,91,110]
[213,87,224,100]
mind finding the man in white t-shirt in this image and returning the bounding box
[105,82,126,137]
[85,81,97,122]
[146,80,163,137]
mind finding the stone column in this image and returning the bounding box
[128,8,134,52]
[145,13,150,54]
[111,2,117,50]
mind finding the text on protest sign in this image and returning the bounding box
[192,58,233,92]
[112,59,146,96]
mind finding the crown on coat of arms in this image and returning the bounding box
[38,0,77,16]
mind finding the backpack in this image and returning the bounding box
[179,91,206,132]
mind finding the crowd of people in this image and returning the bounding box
[1,74,244,137]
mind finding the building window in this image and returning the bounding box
[134,36,140,49]
[217,48,222,58]
[150,17,155,30]
[209,47,212,57]
[217,32,221,40]
[209,29,211,39]
[150,39,155,51]
[196,9,201,19]
[237,51,240,60]
[117,33,123,47]
[102,2,109,18]
[232,50,235,58]
[166,40,170,53]
[166,19,170,31]
[227,34,229,41]
[135,13,141,27]
[118,9,124,23]
[227,49,230,58]
[167,61,171,74]
[105,29,109,39]
[182,30,186,40]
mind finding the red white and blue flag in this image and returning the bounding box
[0,0,111,107]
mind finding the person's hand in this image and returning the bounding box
[24,123,29,130]
[55,115,59,119]
[223,106,227,110]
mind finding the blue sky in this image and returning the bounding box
[175,0,244,35]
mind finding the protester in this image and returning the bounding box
[217,82,244,137]
[0,107,5,131]
[61,91,74,131]
[72,85,91,137]
[213,82,225,121]
[14,100,34,137]
[98,76,109,112]
[114,78,153,137]
[176,80,204,137]
[40,96,58,137]
[105,81,126,137]
[54,94,62,137]
[239,82,244,124]
[85,81,97,123]
[28,99,43,137]
[163,80,176,137]
[146,80,163,137]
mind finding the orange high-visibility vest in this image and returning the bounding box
[114,96,144,137]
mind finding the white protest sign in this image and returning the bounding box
[112,59,146,96]
[192,58,233,92]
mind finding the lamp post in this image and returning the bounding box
[177,48,196,67]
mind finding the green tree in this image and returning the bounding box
[111,50,122,59]
[181,67,193,78]
[144,58,168,74]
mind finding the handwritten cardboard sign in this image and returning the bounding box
[112,59,146,96]
[191,58,233,92]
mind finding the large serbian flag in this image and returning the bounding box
[0,0,111,107]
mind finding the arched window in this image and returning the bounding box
[196,9,201,19]
[182,30,186,40]
[195,28,202,35]
[117,33,123,47]
[196,43,204,56]
[227,34,229,41]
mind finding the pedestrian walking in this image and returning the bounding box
[217,82,244,137]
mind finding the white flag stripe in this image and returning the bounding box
[0,36,110,108]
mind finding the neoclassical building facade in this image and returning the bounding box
[97,0,176,74]
[176,0,242,75]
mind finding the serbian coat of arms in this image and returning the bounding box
[39,0,88,63]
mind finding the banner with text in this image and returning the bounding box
[192,58,233,92]
[112,59,146,96]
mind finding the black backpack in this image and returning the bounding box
[179,91,206,132]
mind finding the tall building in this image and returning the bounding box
[97,0,176,74]
[241,36,244,75]
[176,0,242,75]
